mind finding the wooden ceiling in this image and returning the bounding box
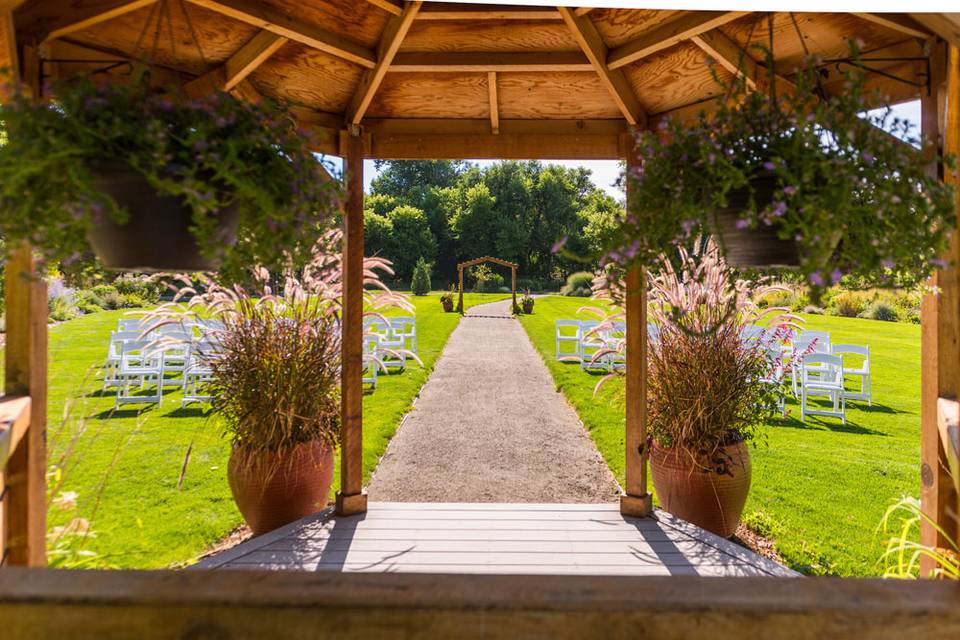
[9,2,960,159]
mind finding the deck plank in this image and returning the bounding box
[197,502,797,577]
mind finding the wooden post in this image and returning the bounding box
[920,41,960,572]
[511,266,517,313]
[456,266,464,313]
[336,130,367,516]
[621,135,652,517]
[3,247,48,567]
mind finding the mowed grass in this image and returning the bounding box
[34,292,507,569]
[518,295,921,576]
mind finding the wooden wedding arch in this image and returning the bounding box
[1,1,959,634]
[456,256,518,313]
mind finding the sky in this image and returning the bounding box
[324,100,922,202]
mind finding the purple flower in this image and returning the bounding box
[830,268,843,284]
[931,258,949,269]
[783,185,797,196]
[771,201,787,217]
[736,218,750,230]
[681,219,696,235]
[809,271,825,287]
[551,236,568,254]
[763,161,777,172]
[881,259,895,270]
[862,151,875,164]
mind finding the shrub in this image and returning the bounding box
[803,305,826,315]
[859,301,899,322]
[111,273,163,304]
[410,257,432,296]
[473,265,505,293]
[561,271,595,296]
[47,277,79,322]
[830,291,868,317]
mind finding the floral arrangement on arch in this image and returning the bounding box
[598,43,956,301]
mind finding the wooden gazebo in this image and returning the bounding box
[2,2,960,634]
[456,256,518,313]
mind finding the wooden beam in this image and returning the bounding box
[370,131,623,160]
[852,13,933,40]
[910,13,960,49]
[558,6,645,127]
[0,5,15,88]
[3,246,47,568]
[184,31,286,98]
[574,7,595,16]
[417,3,561,20]
[487,71,499,135]
[0,397,32,469]
[389,51,593,73]
[4,568,960,638]
[185,0,376,68]
[335,131,367,517]
[38,0,157,43]
[621,133,652,518]
[365,0,402,16]
[346,1,421,125]
[607,11,748,70]
[920,41,960,575]
[363,118,627,137]
[691,28,796,96]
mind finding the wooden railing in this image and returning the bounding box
[0,396,34,566]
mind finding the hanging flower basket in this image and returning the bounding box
[602,43,955,300]
[87,159,240,271]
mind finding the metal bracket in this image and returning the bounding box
[40,58,134,83]
[347,123,363,138]
[818,56,932,96]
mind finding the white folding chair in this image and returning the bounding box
[117,318,153,335]
[607,321,627,370]
[832,344,872,406]
[182,341,216,407]
[555,320,582,361]
[740,324,765,342]
[791,334,831,396]
[115,340,164,409]
[759,345,786,415]
[800,353,846,424]
[155,330,193,388]
[102,330,147,391]
[647,323,660,348]
[366,318,406,371]
[391,316,417,354]
[362,334,380,389]
[580,321,608,370]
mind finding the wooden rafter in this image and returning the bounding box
[184,30,287,98]
[417,3,560,20]
[852,13,933,39]
[607,11,749,70]
[909,13,960,49]
[39,0,158,43]
[558,6,645,127]
[574,7,595,17]
[458,256,518,270]
[488,71,499,135]
[185,0,376,68]
[365,0,402,16]
[691,28,796,96]
[346,0,421,125]
[389,51,592,73]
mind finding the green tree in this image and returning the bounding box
[363,209,393,260]
[448,183,499,261]
[371,161,469,201]
[385,205,437,282]
[410,257,432,295]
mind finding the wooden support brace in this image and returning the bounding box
[336,131,367,517]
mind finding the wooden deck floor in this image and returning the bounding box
[198,503,797,577]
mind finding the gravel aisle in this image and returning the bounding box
[367,299,620,502]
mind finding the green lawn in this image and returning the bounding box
[39,292,507,569]
[518,295,921,576]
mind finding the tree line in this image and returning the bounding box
[363,160,623,289]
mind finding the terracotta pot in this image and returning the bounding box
[650,440,751,539]
[441,298,454,312]
[87,159,239,272]
[228,439,334,536]
[712,175,800,268]
[522,300,534,314]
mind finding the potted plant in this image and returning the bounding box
[0,74,340,276]
[521,290,535,314]
[440,288,456,313]
[150,232,411,535]
[604,44,955,301]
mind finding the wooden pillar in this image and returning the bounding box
[920,41,960,572]
[511,266,517,313]
[621,136,652,517]
[336,131,367,516]
[456,266,464,313]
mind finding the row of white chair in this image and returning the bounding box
[362,317,417,389]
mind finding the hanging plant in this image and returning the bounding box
[0,72,341,277]
[603,43,956,301]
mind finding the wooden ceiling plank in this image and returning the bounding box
[691,28,796,96]
[185,0,376,68]
[909,13,960,49]
[607,11,750,70]
[184,30,286,97]
[389,51,593,73]
[366,0,403,16]
[488,71,499,134]
[42,0,158,43]
[852,13,934,40]
[557,6,644,126]
[347,0,422,125]
[417,3,561,20]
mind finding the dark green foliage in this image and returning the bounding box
[411,257,432,295]
[859,301,900,322]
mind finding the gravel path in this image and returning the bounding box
[367,299,620,503]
